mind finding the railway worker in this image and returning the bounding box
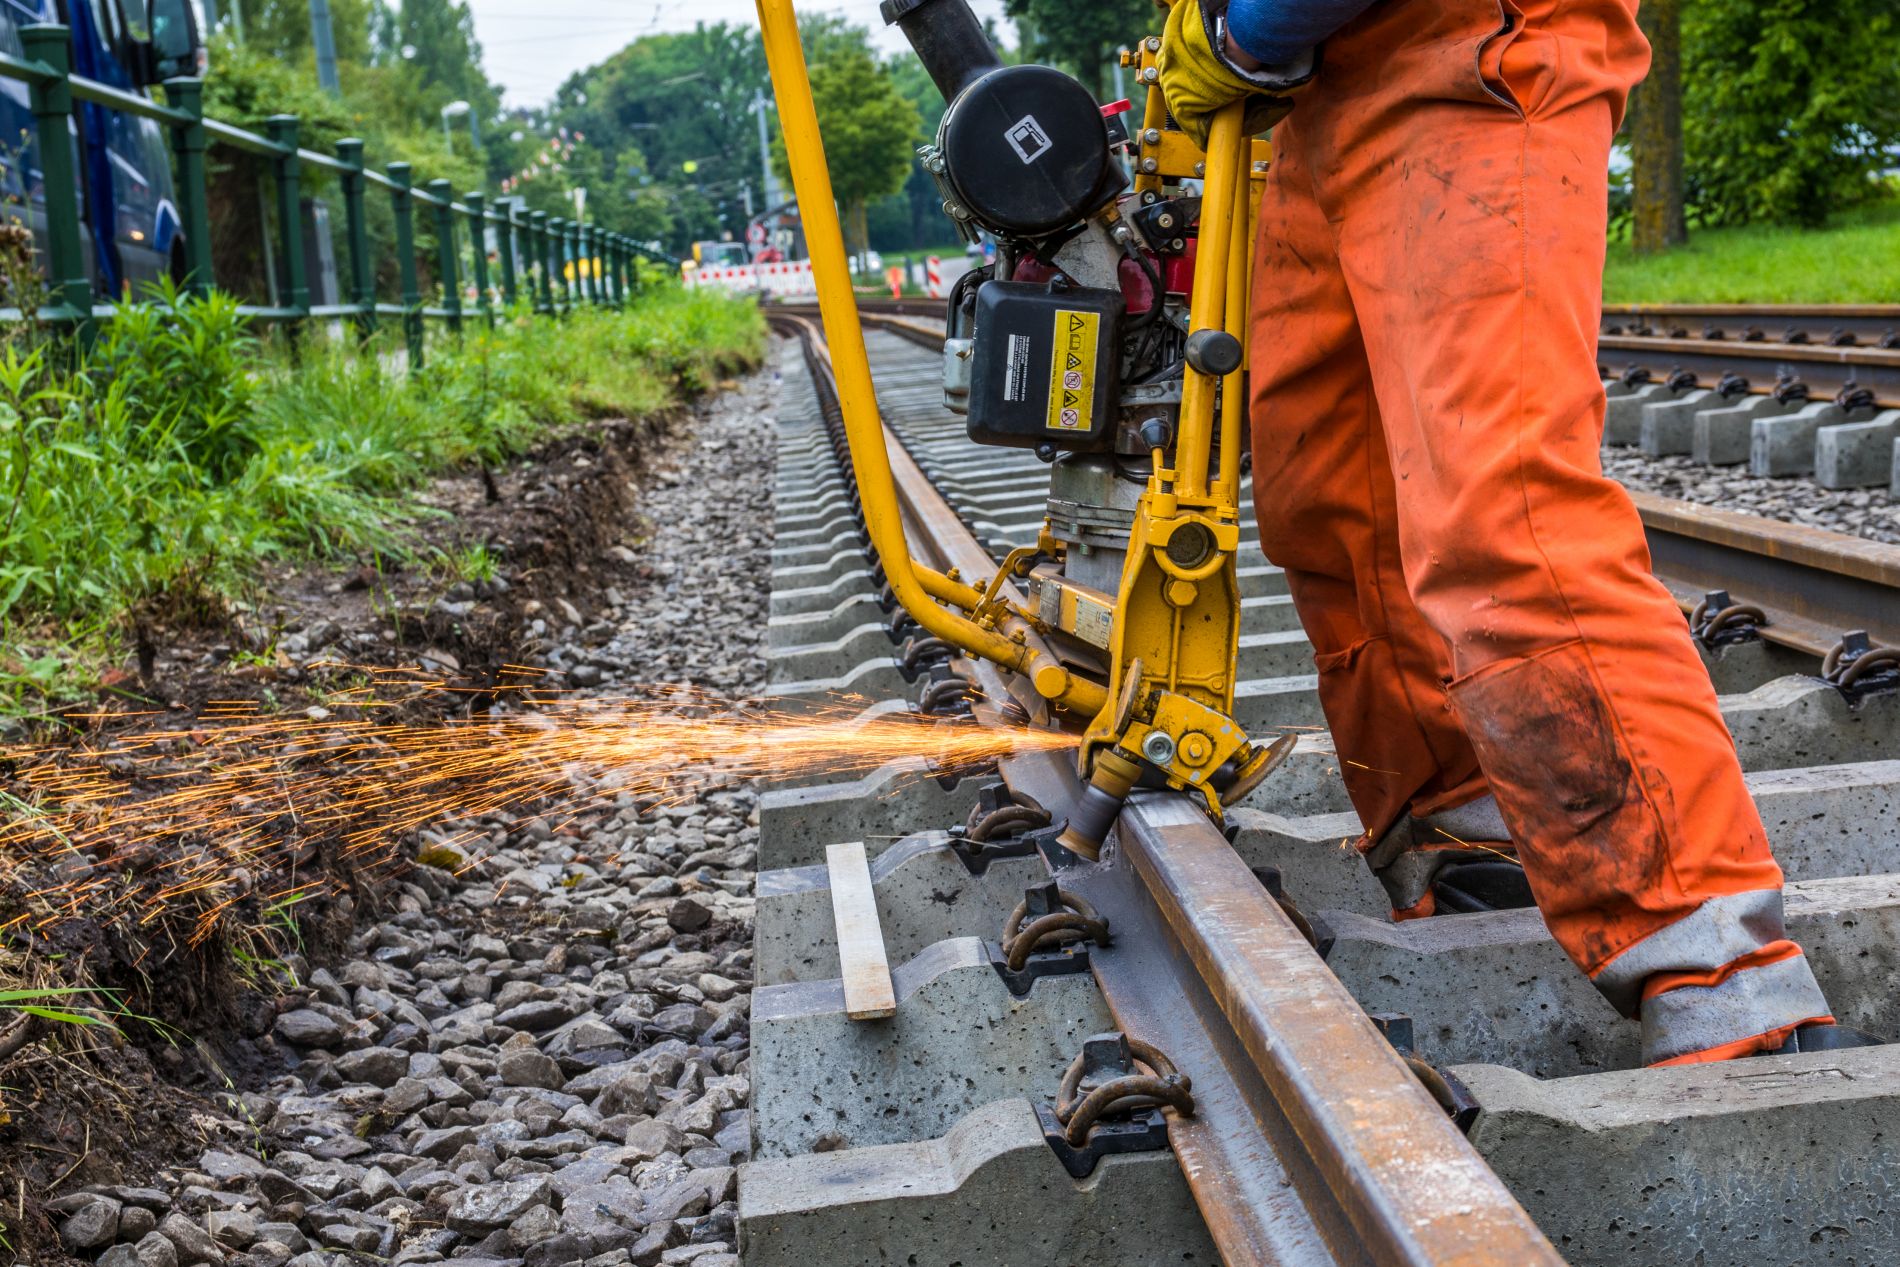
[1158,0,1874,1064]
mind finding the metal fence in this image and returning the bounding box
[0,22,658,366]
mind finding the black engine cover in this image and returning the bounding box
[966,280,1122,452]
[940,64,1114,236]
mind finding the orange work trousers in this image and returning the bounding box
[1248,0,1831,1063]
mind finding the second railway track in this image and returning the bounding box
[733,309,1900,1265]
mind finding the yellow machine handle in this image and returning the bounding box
[755,0,1106,719]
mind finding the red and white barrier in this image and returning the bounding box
[686,260,818,297]
[925,255,943,298]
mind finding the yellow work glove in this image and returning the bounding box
[1156,0,1309,151]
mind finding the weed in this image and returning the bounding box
[0,283,764,708]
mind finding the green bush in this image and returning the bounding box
[0,283,764,682]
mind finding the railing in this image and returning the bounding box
[0,22,664,365]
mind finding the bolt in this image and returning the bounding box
[1143,128,1161,144]
[1179,732,1214,766]
[1146,36,1161,51]
[1156,212,1174,229]
[1140,158,1159,173]
[1142,66,1158,83]
[1193,161,1205,178]
[1141,730,1177,766]
[1170,237,1185,251]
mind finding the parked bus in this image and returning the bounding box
[0,0,204,298]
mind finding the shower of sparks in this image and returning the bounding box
[0,665,1076,950]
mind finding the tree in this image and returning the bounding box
[773,45,918,263]
[547,23,771,254]
[1003,0,1155,97]
[1684,0,1900,227]
[373,0,500,133]
[1628,0,1686,252]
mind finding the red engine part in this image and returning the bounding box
[1011,250,1168,317]
[1161,235,1198,297]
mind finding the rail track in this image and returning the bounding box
[833,295,1900,524]
[735,305,1900,1264]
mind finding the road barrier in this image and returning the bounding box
[0,22,671,366]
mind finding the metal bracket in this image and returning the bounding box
[987,880,1109,996]
[1034,1100,1170,1180]
[1689,589,1765,649]
[1821,630,1900,705]
[1370,1013,1481,1133]
[987,938,1092,997]
[1037,1032,1181,1179]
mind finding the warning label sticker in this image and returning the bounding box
[1004,333,1031,402]
[1045,309,1098,432]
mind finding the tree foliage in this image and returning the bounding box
[772,44,918,257]
[1002,0,1155,97]
[1683,0,1900,227]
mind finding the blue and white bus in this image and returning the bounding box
[0,0,204,297]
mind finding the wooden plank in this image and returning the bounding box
[825,841,897,1020]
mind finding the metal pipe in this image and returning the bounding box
[1174,101,1245,501]
[1216,139,1250,507]
[755,0,1105,717]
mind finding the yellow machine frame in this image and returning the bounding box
[757,0,1281,842]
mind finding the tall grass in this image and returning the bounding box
[0,282,764,697]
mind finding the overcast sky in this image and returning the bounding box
[467,0,1016,109]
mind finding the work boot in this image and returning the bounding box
[1363,794,1530,920]
[1757,1022,1887,1056]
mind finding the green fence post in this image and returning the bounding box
[496,199,518,309]
[425,179,461,335]
[570,221,586,307]
[388,161,423,367]
[604,233,620,307]
[575,223,591,304]
[464,193,493,327]
[529,211,551,314]
[21,26,91,340]
[335,138,374,340]
[616,236,631,306]
[584,224,601,304]
[547,217,568,311]
[265,115,307,335]
[162,77,214,296]
[566,220,583,307]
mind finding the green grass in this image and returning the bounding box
[1604,200,1900,304]
[0,282,765,708]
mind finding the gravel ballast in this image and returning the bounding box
[49,369,778,1267]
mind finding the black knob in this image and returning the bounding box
[1185,329,1244,376]
[1137,417,1174,451]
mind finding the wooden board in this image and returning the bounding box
[825,841,897,1020]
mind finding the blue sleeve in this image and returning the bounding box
[1224,0,1379,64]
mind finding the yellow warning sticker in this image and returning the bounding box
[1045,309,1099,432]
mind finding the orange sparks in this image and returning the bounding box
[0,672,1077,948]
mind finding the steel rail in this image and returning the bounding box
[1598,333,1900,407]
[1603,302,1900,345]
[1635,491,1900,652]
[838,304,1900,653]
[777,307,1558,1265]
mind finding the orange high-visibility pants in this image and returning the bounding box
[1248,0,1832,1064]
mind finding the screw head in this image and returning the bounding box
[1140,158,1159,173]
[1146,36,1161,51]
[1142,66,1159,82]
[1141,730,1177,766]
[1143,128,1161,144]
[1193,161,1205,177]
